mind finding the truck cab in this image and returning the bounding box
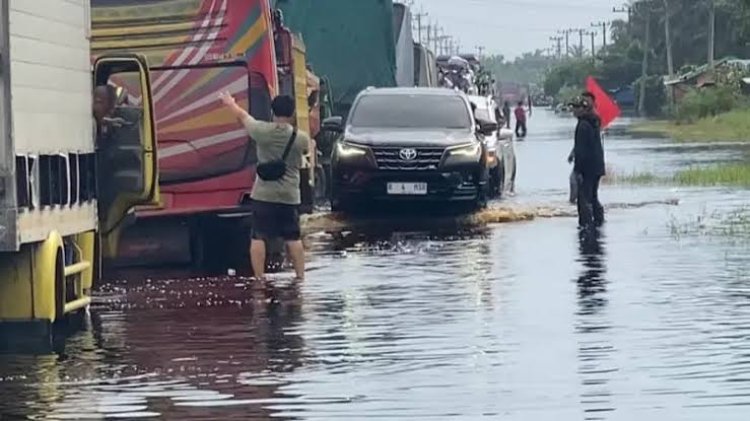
[0,1,159,348]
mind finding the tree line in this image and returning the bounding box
[543,0,750,116]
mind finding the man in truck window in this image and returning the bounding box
[93,85,117,139]
[219,92,309,281]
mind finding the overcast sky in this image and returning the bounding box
[413,0,628,59]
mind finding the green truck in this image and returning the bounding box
[277,0,398,117]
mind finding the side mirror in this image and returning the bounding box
[322,116,344,133]
[477,119,498,136]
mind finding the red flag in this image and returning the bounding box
[586,76,621,129]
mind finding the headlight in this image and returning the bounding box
[337,141,367,158]
[448,143,482,158]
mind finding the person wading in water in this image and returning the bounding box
[220,92,310,280]
[568,92,599,204]
[514,101,527,138]
[569,96,605,229]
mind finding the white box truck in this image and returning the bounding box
[0,0,159,347]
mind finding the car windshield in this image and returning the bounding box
[350,94,471,129]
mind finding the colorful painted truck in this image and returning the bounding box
[90,0,325,271]
[0,0,159,346]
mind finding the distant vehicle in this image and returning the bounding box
[325,88,497,211]
[468,95,517,198]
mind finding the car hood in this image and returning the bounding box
[345,127,474,147]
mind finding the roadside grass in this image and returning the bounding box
[631,108,750,143]
[673,164,750,187]
[606,163,750,187]
[667,207,750,240]
[603,170,662,185]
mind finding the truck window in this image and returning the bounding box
[111,65,261,185]
[249,72,272,122]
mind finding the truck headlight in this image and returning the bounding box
[448,143,481,158]
[337,141,368,158]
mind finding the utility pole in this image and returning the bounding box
[436,27,446,55]
[708,0,715,68]
[412,9,428,44]
[433,25,440,53]
[663,0,675,111]
[613,5,632,33]
[591,21,608,48]
[476,45,485,58]
[663,0,674,78]
[589,31,597,57]
[578,29,586,57]
[613,5,632,24]
[559,29,574,57]
[425,23,432,49]
[550,36,563,59]
[638,5,652,116]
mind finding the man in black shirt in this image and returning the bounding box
[569,97,605,228]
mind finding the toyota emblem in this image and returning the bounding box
[399,148,417,161]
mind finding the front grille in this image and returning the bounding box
[371,146,445,171]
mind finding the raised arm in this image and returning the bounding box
[219,91,252,123]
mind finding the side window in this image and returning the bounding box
[249,72,272,122]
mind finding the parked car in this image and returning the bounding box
[325,87,497,211]
[467,95,517,197]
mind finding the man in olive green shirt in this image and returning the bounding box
[220,92,309,280]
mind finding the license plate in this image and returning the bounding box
[387,182,428,195]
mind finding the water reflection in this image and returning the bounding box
[0,279,306,420]
[574,229,617,420]
[576,228,608,316]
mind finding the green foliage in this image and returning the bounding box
[676,86,738,122]
[635,75,667,117]
[608,163,750,187]
[542,0,750,112]
[674,163,750,186]
[542,58,595,98]
[633,108,750,142]
[556,85,581,106]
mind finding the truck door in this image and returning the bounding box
[93,54,159,258]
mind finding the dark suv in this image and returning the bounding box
[325,87,497,211]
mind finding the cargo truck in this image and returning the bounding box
[0,0,159,346]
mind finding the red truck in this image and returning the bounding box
[91,0,323,272]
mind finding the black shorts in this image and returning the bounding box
[252,200,301,241]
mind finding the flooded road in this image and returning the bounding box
[3,110,750,420]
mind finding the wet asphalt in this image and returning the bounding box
[2,110,750,420]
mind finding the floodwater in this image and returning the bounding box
[3,110,750,420]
